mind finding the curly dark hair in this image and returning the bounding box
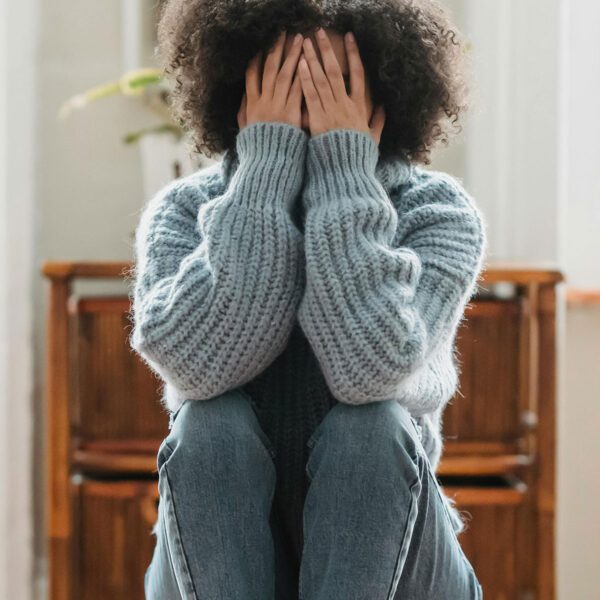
[156,0,472,165]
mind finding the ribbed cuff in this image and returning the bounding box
[304,128,381,209]
[234,121,309,207]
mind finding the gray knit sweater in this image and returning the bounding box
[129,120,487,541]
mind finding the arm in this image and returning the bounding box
[297,128,487,413]
[130,120,308,400]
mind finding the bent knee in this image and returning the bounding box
[316,400,421,463]
[161,389,271,468]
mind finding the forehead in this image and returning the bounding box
[281,28,349,73]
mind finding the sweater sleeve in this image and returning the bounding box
[297,128,487,412]
[129,121,309,401]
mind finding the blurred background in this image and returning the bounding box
[1,0,598,598]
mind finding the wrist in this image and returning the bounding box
[234,121,309,206]
[304,128,381,208]
[236,121,308,161]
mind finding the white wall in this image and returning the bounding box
[434,0,562,263]
[0,0,38,597]
[32,0,153,596]
[437,2,600,598]
[556,1,600,598]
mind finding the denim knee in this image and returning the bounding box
[306,399,421,480]
[159,389,276,475]
[309,400,419,451]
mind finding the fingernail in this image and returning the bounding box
[346,31,355,43]
[294,33,302,45]
[316,27,326,39]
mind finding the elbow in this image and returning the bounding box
[130,325,212,399]
[393,380,449,416]
[322,358,423,406]
[330,370,452,415]
[130,323,275,402]
[321,340,457,412]
[392,345,460,416]
[130,320,172,372]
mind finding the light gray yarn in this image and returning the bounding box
[129,120,488,478]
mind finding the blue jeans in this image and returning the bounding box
[144,388,482,599]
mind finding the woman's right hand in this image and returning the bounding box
[237,30,304,131]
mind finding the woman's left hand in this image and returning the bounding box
[298,28,385,146]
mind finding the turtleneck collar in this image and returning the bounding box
[219,142,414,195]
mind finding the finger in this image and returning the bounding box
[298,55,324,116]
[344,32,366,104]
[246,51,262,102]
[262,30,287,98]
[302,37,335,106]
[314,28,346,101]
[287,67,303,110]
[275,32,304,100]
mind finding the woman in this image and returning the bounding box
[130,1,487,598]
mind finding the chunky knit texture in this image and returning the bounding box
[129,120,487,552]
[130,121,307,401]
